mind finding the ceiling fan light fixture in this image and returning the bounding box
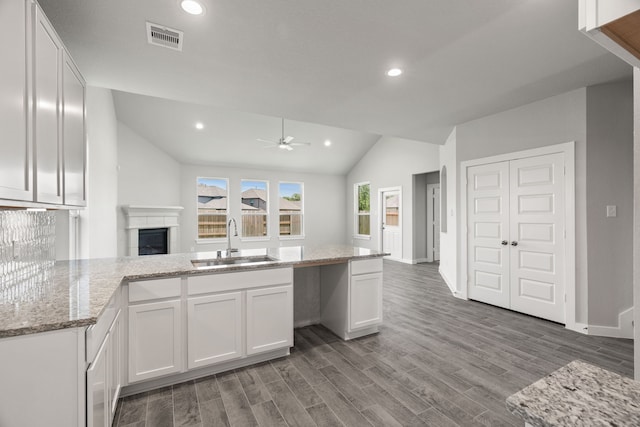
[180,0,205,15]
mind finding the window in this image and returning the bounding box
[241,180,268,238]
[197,177,228,239]
[279,182,303,238]
[355,182,370,237]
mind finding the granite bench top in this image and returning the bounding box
[0,245,384,338]
[506,360,640,426]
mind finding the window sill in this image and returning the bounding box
[240,237,271,242]
[196,238,227,244]
[353,235,371,240]
[279,235,305,241]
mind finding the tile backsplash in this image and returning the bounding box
[0,210,56,303]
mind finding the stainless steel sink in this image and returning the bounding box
[191,255,278,268]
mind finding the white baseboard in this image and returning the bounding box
[414,258,429,264]
[439,267,465,299]
[566,322,589,335]
[587,307,634,339]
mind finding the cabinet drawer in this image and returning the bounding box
[188,268,292,296]
[86,287,120,362]
[129,277,181,303]
[351,258,383,275]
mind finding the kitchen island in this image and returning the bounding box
[0,245,385,427]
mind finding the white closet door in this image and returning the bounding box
[467,162,510,309]
[509,153,565,323]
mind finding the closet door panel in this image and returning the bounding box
[509,153,565,323]
[467,161,510,308]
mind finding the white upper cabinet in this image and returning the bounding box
[62,53,87,206]
[579,0,640,67]
[0,0,86,207]
[0,0,32,201]
[34,5,63,204]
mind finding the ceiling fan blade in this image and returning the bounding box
[285,145,293,151]
[283,136,294,143]
[290,141,311,146]
[257,138,277,144]
[262,145,278,149]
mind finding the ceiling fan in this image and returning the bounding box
[258,118,311,151]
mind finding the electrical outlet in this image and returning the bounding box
[606,205,617,218]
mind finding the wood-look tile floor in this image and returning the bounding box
[114,260,634,427]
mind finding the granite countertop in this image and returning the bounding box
[506,360,640,426]
[0,245,384,338]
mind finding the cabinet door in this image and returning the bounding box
[187,292,243,369]
[128,300,182,383]
[349,272,383,331]
[246,285,293,355]
[0,0,32,201]
[62,53,86,206]
[34,6,63,204]
[107,312,121,424]
[87,334,108,427]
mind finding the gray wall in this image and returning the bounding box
[117,122,182,256]
[180,164,347,253]
[347,136,440,263]
[586,81,634,326]
[456,88,589,323]
[634,67,639,379]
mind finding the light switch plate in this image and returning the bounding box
[606,205,617,217]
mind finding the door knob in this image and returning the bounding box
[501,240,508,246]
[511,241,518,246]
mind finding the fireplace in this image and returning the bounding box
[121,205,184,256]
[138,228,168,256]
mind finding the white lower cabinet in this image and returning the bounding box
[187,292,243,369]
[128,300,182,383]
[87,336,107,427]
[246,284,294,355]
[349,272,383,330]
[87,309,121,427]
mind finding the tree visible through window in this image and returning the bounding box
[197,177,228,239]
[356,182,370,236]
[241,180,268,238]
[279,182,303,237]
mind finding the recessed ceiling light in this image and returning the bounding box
[386,68,403,77]
[324,140,332,147]
[180,0,205,15]
[195,122,204,130]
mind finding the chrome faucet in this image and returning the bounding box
[227,218,238,255]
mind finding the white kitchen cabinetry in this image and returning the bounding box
[0,0,86,207]
[86,289,122,427]
[246,284,293,355]
[321,258,383,340]
[187,292,243,369]
[0,0,32,201]
[62,53,87,206]
[128,278,182,383]
[34,5,63,204]
[87,334,107,427]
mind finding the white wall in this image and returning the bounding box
[439,128,457,293]
[456,88,589,323]
[346,136,440,263]
[180,164,347,253]
[80,87,118,259]
[117,122,181,256]
[586,81,634,328]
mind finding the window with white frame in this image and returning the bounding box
[197,177,228,239]
[279,182,303,237]
[241,180,268,238]
[355,182,370,237]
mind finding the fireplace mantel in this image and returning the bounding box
[121,205,184,256]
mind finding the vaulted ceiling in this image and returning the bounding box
[39,0,631,172]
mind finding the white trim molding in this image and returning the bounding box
[121,205,184,256]
[459,142,577,331]
[587,307,634,339]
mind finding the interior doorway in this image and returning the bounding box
[379,187,402,261]
[413,172,440,263]
[427,184,440,262]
